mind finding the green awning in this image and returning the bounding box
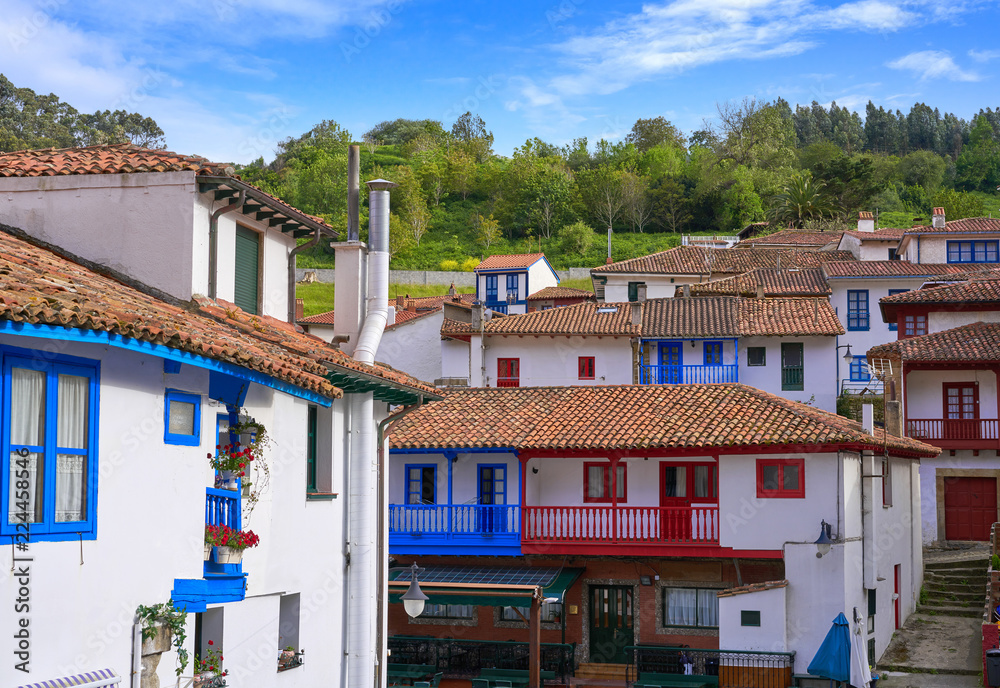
[389,566,583,608]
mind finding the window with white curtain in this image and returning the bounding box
[3,352,98,540]
[164,389,201,446]
[662,587,720,628]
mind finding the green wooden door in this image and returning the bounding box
[589,585,633,664]
[234,226,259,314]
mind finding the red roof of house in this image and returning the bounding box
[0,144,333,231]
[0,227,436,399]
[868,322,1000,363]
[880,276,1000,306]
[388,385,937,457]
[717,580,789,598]
[592,246,855,276]
[299,293,475,328]
[822,261,986,278]
[841,227,907,240]
[690,268,830,297]
[904,217,1000,235]
[736,230,842,247]
[476,253,546,270]
[441,297,844,338]
[526,286,594,301]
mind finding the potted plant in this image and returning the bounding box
[207,443,254,491]
[134,599,189,679]
[278,645,296,668]
[194,640,228,687]
[205,524,260,565]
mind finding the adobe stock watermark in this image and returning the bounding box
[340,0,406,63]
[236,107,295,161]
[443,76,502,124]
[6,0,70,52]
[546,0,584,30]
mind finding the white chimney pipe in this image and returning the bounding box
[857,211,874,233]
[932,207,946,229]
[354,180,396,365]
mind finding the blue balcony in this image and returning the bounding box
[638,364,738,385]
[389,504,521,556]
[172,488,247,612]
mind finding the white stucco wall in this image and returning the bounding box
[378,312,445,384]
[718,586,787,652]
[388,452,521,506]
[903,369,998,420]
[441,338,472,382]
[738,337,838,412]
[0,331,350,688]
[601,274,704,302]
[483,336,633,387]
[526,260,559,294]
[0,174,295,321]
[930,310,1000,333]
[858,240,899,262]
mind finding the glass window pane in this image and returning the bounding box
[55,453,86,522]
[664,588,697,626]
[58,374,89,449]
[616,465,626,499]
[169,400,196,436]
[697,589,719,627]
[587,465,605,498]
[694,465,709,498]
[783,464,800,491]
[8,451,44,524]
[762,465,780,491]
[11,367,45,446]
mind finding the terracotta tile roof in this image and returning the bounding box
[717,580,788,598]
[299,293,475,327]
[737,230,842,247]
[689,268,830,297]
[457,297,843,338]
[299,310,336,325]
[905,217,1000,235]
[822,261,985,278]
[441,318,477,337]
[841,226,907,240]
[880,277,1000,306]
[0,144,334,231]
[592,246,855,276]
[526,286,594,301]
[868,322,1000,363]
[0,228,436,399]
[388,385,938,457]
[476,253,545,270]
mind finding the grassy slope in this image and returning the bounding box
[297,282,476,317]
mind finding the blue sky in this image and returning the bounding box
[2,0,998,163]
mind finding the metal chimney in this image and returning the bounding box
[348,145,360,241]
[353,179,397,365]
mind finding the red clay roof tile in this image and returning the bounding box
[477,253,546,270]
[737,230,842,247]
[868,322,1000,363]
[905,217,1000,235]
[689,268,830,297]
[389,385,937,457]
[592,246,855,276]
[526,286,594,300]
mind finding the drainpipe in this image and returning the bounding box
[375,399,427,688]
[208,189,246,300]
[354,180,397,365]
[288,228,321,322]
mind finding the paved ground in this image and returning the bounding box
[878,671,983,687]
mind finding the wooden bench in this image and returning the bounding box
[387,663,436,684]
[477,668,558,687]
[635,671,717,688]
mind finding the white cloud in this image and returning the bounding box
[887,50,981,82]
[810,1,917,30]
[969,49,1000,63]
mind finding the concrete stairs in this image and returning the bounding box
[919,557,989,618]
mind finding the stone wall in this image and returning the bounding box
[295,267,594,286]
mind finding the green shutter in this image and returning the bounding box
[234,226,259,315]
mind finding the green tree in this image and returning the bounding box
[955,116,1000,192]
[625,116,685,153]
[450,111,494,163]
[768,173,837,228]
[363,118,447,146]
[558,220,594,255]
[933,189,986,221]
[651,178,692,233]
[899,150,946,194]
[473,213,501,252]
[393,166,430,246]
[576,164,626,234]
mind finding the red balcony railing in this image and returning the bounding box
[907,418,1000,446]
[522,505,718,546]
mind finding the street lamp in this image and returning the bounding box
[815,520,833,558]
[836,344,854,364]
[400,562,429,619]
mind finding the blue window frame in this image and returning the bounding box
[703,341,722,366]
[887,289,907,331]
[947,240,999,264]
[850,355,870,382]
[485,275,498,302]
[165,389,201,446]
[847,290,869,331]
[506,274,519,301]
[405,464,436,504]
[1,347,100,541]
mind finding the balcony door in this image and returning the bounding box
[658,342,683,384]
[660,463,717,542]
[477,464,507,534]
[943,383,979,440]
[589,585,633,664]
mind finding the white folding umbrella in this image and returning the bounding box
[850,616,872,688]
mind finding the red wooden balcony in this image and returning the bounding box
[521,505,719,555]
[907,418,1000,449]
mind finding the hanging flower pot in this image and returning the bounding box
[214,546,243,565]
[216,470,239,491]
[204,543,212,561]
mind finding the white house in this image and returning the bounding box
[440,295,845,411]
[896,208,1000,265]
[0,145,438,688]
[869,274,1000,544]
[385,385,937,677]
[836,213,906,261]
[0,143,331,323]
[474,253,560,315]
